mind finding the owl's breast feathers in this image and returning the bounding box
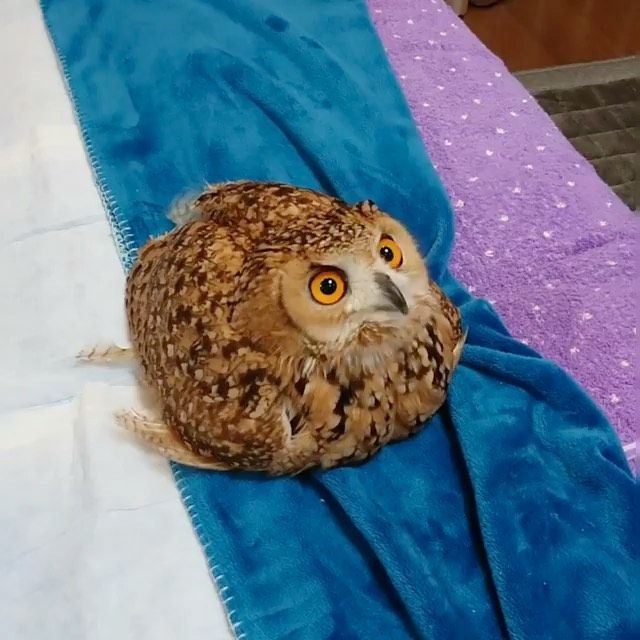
[292,295,464,464]
[125,181,465,474]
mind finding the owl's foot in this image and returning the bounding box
[115,409,232,471]
[77,343,135,364]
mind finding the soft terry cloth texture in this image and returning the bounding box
[371,0,639,450]
[42,1,638,639]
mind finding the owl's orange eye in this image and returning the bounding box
[378,236,403,269]
[309,270,347,305]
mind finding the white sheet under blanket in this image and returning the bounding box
[0,2,232,638]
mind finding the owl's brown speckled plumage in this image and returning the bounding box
[120,181,465,475]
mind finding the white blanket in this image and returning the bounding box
[0,2,232,637]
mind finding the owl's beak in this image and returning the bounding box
[374,272,408,315]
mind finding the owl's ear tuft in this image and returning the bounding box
[356,199,380,219]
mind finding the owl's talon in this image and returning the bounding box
[77,343,134,364]
[115,409,231,471]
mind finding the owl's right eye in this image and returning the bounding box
[309,270,347,305]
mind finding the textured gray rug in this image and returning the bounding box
[516,57,639,212]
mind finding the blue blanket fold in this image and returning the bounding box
[41,0,637,638]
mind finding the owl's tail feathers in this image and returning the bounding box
[167,192,202,228]
[115,409,232,471]
[77,343,135,364]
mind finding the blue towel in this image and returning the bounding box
[42,1,637,638]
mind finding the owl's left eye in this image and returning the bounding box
[309,270,347,305]
[378,235,403,269]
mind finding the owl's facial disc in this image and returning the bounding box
[280,262,419,347]
[277,222,430,348]
[306,267,406,315]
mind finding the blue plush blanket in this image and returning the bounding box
[42,1,637,638]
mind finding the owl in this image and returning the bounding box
[92,181,465,475]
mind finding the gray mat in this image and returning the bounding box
[516,57,639,212]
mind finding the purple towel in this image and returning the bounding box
[370,0,638,457]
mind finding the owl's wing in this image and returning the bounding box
[127,220,312,473]
[429,282,464,342]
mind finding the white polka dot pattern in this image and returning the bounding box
[370,0,637,450]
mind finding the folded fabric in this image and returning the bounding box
[41,1,638,638]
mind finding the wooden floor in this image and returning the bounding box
[464,0,640,71]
